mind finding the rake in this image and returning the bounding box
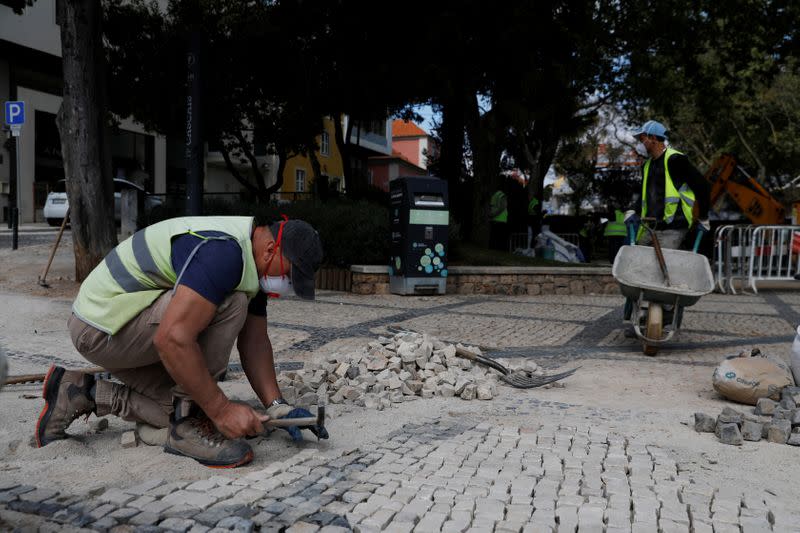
[454,346,579,389]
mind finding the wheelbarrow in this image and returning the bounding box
[612,219,714,355]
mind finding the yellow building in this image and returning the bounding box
[278,117,345,199]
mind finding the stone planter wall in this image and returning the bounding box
[350,265,618,296]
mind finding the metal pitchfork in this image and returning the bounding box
[454,346,579,389]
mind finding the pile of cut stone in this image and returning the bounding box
[694,386,800,446]
[276,331,543,410]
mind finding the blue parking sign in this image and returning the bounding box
[4,101,25,126]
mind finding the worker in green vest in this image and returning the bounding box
[623,120,711,337]
[624,120,711,248]
[488,183,509,251]
[604,208,627,263]
[35,216,324,467]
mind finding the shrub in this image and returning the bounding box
[142,198,389,267]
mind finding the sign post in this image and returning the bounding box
[4,101,24,250]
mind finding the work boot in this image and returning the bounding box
[164,399,253,468]
[35,365,96,447]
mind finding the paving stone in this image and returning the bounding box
[159,517,196,532]
[124,479,166,496]
[92,516,119,530]
[18,488,59,503]
[97,487,137,507]
[741,420,763,441]
[285,522,319,533]
[109,507,141,521]
[142,497,176,515]
[767,419,792,443]
[87,502,118,520]
[128,495,156,510]
[216,516,256,532]
[162,490,219,510]
[717,423,743,445]
[130,511,161,526]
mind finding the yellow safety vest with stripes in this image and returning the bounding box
[641,147,696,226]
[604,209,627,237]
[490,191,508,223]
[73,216,260,335]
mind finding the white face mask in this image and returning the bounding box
[635,142,648,157]
[259,275,293,298]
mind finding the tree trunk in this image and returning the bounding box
[265,144,287,197]
[516,118,560,232]
[333,113,355,197]
[464,95,504,245]
[56,0,117,282]
[308,147,325,200]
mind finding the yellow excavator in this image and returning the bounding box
[704,153,786,224]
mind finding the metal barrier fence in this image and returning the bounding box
[714,224,800,293]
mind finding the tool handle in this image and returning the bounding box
[455,346,509,376]
[264,417,318,428]
[4,366,105,385]
[692,228,705,253]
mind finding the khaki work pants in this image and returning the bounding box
[68,291,248,428]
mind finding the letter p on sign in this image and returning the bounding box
[4,101,25,126]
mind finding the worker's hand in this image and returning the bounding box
[698,219,711,232]
[623,210,638,223]
[277,407,330,442]
[211,401,269,439]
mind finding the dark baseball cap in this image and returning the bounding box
[270,219,323,300]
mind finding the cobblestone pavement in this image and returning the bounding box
[2,289,800,531]
[3,416,799,532]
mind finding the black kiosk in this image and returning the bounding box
[389,176,449,295]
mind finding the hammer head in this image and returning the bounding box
[314,405,328,441]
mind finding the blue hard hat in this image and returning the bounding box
[633,120,668,139]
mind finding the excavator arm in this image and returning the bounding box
[704,153,785,225]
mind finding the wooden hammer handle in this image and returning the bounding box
[4,366,106,386]
[264,417,318,428]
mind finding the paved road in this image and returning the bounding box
[0,226,65,248]
[2,290,800,531]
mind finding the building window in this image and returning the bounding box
[367,169,374,186]
[295,169,306,192]
[320,132,330,156]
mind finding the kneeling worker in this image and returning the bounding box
[35,215,323,468]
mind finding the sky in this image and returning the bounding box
[412,105,439,134]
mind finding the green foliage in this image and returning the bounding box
[624,0,800,184]
[142,199,390,267]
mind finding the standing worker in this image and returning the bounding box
[35,215,324,468]
[625,120,711,248]
[603,207,627,263]
[488,183,509,251]
[623,120,711,336]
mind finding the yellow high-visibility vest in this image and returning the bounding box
[73,216,259,335]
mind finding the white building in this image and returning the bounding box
[0,0,280,223]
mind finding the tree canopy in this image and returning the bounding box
[100,0,798,240]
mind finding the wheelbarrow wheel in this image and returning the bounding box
[642,303,662,356]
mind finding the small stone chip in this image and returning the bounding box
[740,420,762,441]
[767,419,792,444]
[754,398,776,416]
[121,431,138,448]
[694,413,716,433]
[717,423,742,446]
[91,418,109,432]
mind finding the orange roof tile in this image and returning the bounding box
[392,119,427,138]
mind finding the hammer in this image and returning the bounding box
[263,405,326,441]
